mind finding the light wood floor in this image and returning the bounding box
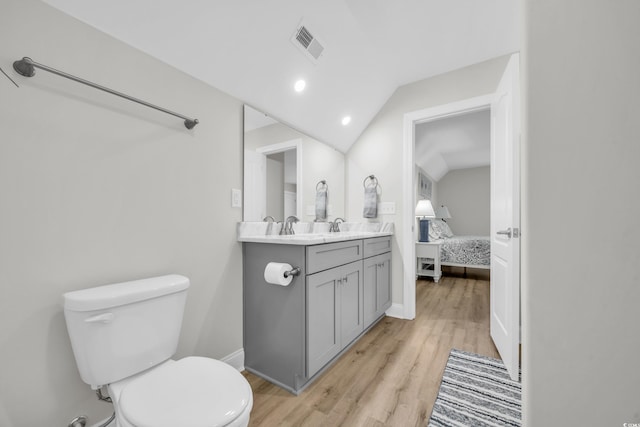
[243,272,498,427]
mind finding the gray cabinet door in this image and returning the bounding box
[307,268,340,377]
[340,261,364,347]
[376,253,392,316]
[363,252,392,328]
[363,256,378,327]
[307,260,363,378]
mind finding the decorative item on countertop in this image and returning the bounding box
[415,199,435,242]
[315,180,328,221]
[363,175,380,218]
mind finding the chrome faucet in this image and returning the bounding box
[263,216,277,235]
[329,217,345,232]
[280,215,300,235]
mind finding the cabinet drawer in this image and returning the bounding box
[306,240,363,274]
[363,236,391,258]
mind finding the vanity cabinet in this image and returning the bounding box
[243,235,390,394]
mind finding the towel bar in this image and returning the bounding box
[13,56,198,129]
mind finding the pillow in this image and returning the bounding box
[428,221,442,240]
[429,219,454,240]
[438,220,454,238]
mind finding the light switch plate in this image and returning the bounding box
[379,202,396,214]
[231,189,242,208]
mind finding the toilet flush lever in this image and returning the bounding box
[84,313,114,323]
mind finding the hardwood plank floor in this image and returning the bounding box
[243,274,498,427]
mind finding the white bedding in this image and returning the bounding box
[440,235,490,268]
[429,219,490,269]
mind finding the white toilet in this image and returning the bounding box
[63,274,253,427]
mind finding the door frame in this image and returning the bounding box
[253,138,303,220]
[401,94,493,320]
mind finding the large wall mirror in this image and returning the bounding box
[243,105,345,222]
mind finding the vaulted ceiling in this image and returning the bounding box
[42,0,520,154]
[416,109,491,181]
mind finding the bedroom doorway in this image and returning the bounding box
[414,108,492,279]
[401,93,494,318]
[401,53,521,381]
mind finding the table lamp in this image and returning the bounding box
[415,199,435,242]
[435,205,451,222]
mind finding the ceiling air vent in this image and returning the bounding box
[291,23,325,63]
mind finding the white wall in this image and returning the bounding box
[437,166,490,236]
[266,153,285,219]
[0,1,244,426]
[522,1,640,425]
[346,56,510,310]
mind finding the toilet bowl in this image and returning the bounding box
[63,275,252,427]
[109,358,252,427]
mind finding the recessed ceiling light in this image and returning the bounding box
[294,79,306,93]
[341,116,351,126]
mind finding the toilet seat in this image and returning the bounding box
[118,357,252,427]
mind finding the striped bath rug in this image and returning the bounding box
[428,349,521,427]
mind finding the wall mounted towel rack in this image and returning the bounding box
[363,174,381,191]
[12,57,199,129]
[316,180,328,191]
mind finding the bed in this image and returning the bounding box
[431,220,490,270]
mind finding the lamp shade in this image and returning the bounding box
[415,199,435,218]
[435,205,451,219]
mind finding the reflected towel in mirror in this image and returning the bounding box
[363,186,378,218]
[316,187,328,221]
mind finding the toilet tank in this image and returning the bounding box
[63,275,190,389]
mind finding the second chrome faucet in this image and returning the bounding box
[280,216,300,235]
[329,218,345,232]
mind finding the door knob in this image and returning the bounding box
[497,228,512,238]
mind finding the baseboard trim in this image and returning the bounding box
[385,303,405,319]
[221,348,245,372]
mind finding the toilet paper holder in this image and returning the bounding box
[284,267,301,278]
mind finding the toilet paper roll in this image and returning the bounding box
[264,262,294,286]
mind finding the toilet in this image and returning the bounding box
[63,275,252,427]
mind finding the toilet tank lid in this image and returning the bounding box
[64,275,190,312]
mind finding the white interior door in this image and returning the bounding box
[490,53,521,381]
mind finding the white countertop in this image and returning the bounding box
[237,230,393,245]
[237,221,394,245]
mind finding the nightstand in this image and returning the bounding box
[416,240,442,283]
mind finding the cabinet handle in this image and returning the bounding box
[343,276,348,282]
